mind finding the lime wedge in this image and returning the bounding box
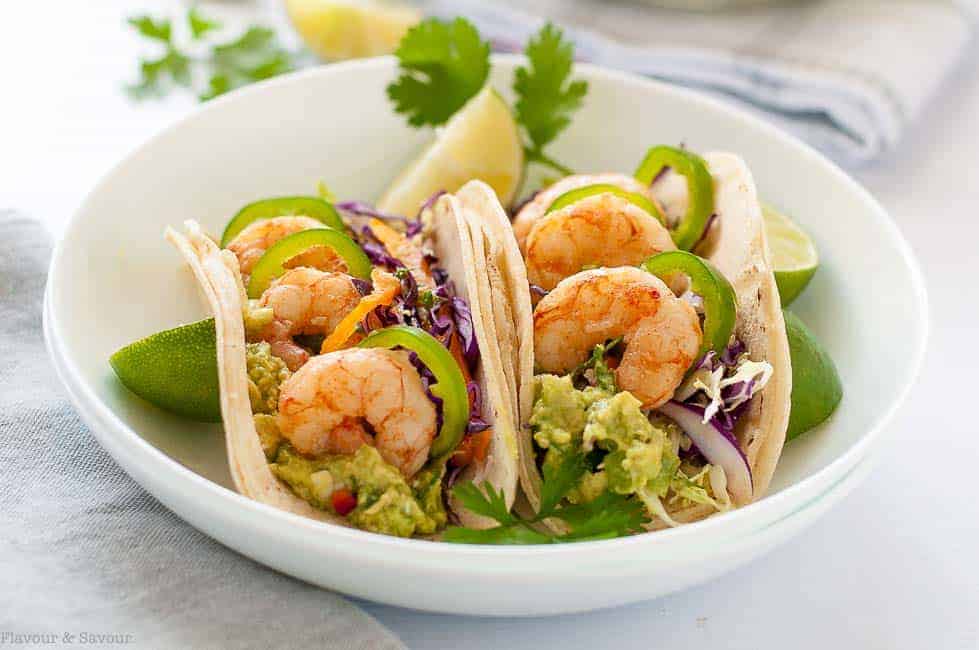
[378,86,524,217]
[784,310,842,440]
[110,319,221,422]
[284,0,420,61]
[762,202,818,307]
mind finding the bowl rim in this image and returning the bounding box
[45,55,929,565]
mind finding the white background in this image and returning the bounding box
[2,2,977,648]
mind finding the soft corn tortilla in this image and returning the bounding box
[452,181,541,513]
[167,197,521,532]
[696,152,791,500]
[426,187,520,527]
[510,153,792,526]
[166,221,340,525]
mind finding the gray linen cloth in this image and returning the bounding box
[0,212,405,650]
[426,0,977,166]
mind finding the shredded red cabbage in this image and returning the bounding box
[678,340,754,443]
[719,340,746,366]
[466,381,491,433]
[336,200,404,221]
[397,269,418,308]
[659,400,753,503]
[419,190,446,215]
[337,200,424,239]
[450,296,478,366]
[350,278,372,296]
[355,224,406,271]
[407,350,445,433]
[350,225,485,444]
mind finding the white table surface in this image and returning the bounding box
[4,2,977,648]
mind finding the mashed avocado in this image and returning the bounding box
[532,374,671,499]
[253,413,283,460]
[270,444,445,538]
[246,342,290,414]
[410,461,448,533]
[530,374,610,450]
[584,391,667,495]
[530,348,727,517]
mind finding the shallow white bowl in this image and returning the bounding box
[45,56,927,616]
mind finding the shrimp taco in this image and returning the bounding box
[502,146,792,531]
[164,187,520,538]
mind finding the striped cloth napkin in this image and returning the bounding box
[426,0,976,166]
[0,212,404,650]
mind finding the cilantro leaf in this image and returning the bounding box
[387,18,490,127]
[557,491,649,539]
[128,15,172,42]
[513,23,588,154]
[127,10,296,102]
[443,523,553,545]
[127,49,191,98]
[536,449,586,519]
[209,26,295,95]
[451,481,516,526]
[188,7,220,40]
[199,74,231,102]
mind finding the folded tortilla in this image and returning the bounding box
[506,153,792,526]
[166,188,522,532]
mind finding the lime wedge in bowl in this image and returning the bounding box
[109,319,221,422]
[284,0,420,60]
[763,202,819,306]
[378,85,524,217]
[784,310,843,440]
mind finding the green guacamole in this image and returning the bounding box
[253,414,283,461]
[246,342,290,414]
[530,355,726,514]
[270,444,446,538]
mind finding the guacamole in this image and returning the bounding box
[270,444,446,537]
[246,342,290,414]
[530,358,728,515]
[530,374,609,450]
[584,391,667,495]
[253,413,283,461]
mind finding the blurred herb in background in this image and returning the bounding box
[127,7,301,101]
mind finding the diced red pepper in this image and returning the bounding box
[331,488,357,516]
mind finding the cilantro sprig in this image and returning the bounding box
[514,24,588,176]
[387,18,588,179]
[443,450,648,545]
[387,18,491,127]
[127,8,300,101]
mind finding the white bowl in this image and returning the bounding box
[45,56,927,616]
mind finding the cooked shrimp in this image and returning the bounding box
[259,267,363,338]
[513,173,657,253]
[277,348,438,477]
[533,267,702,408]
[525,193,676,291]
[253,267,364,370]
[227,216,345,276]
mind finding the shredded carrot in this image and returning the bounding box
[369,218,433,287]
[471,428,492,464]
[449,428,493,468]
[320,278,399,353]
